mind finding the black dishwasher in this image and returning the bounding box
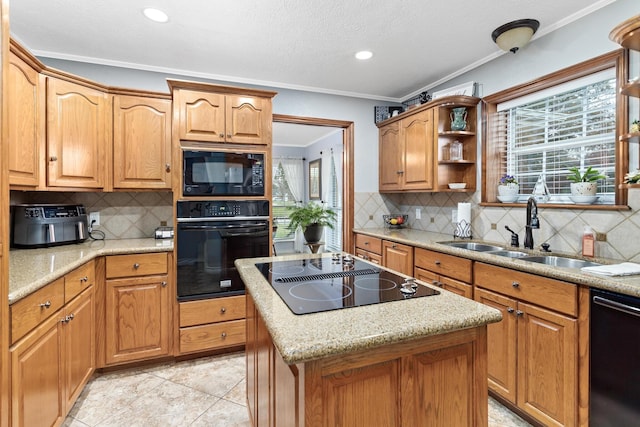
[590,288,640,426]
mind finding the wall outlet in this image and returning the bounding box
[415,208,421,219]
[89,212,100,227]
[596,232,607,242]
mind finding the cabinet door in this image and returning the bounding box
[474,288,517,404]
[440,276,473,299]
[11,313,64,427]
[382,241,413,276]
[226,94,271,145]
[379,122,402,191]
[400,108,434,190]
[8,52,45,188]
[105,275,170,365]
[113,95,172,189]
[47,78,108,188]
[63,287,95,410]
[517,302,577,426]
[176,89,225,142]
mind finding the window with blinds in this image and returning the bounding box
[325,152,342,252]
[272,162,297,240]
[495,69,617,204]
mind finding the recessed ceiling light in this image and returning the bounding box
[355,51,373,60]
[143,8,169,23]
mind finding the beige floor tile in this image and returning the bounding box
[191,399,252,427]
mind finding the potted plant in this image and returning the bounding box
[287,202,337,243]
[497,174,519,199]
[624,169,640,184]
[631,119,640,133]
[567,166,606,196]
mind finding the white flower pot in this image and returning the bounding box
[570,182,597,196]
[498,184,519,197]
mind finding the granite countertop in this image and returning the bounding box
[9,238,173,304]
[236,253,502,365]
[354,227,640,298]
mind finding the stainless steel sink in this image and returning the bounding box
[520,256,601,269]
[439,242,505,252]
[487,250,529,258]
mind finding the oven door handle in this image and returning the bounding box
[180,224,268,232]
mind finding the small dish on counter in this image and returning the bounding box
[569,195,598,204]
[448,182,467,189]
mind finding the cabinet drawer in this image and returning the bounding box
[474,262,577,316]
[414,248,472,283]
[65,260,95,303]
[11,277,65,343]
[414,266,439,286]
[179,319,246,354]
[355,234,382,255]
[355,249,382,265]
[106,253,167,278]
[180,295,246,327]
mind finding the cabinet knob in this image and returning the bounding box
[220,307,226,313]
[364,242,369,245]
[227,134,232,138]
[221,332,227,338]
[507,307,515,313]
[81,276,88,282]
[133,263,140,269]
[161,281,167,287]
[68,313,75,321]
[39,300,52,309]
[397,170,404,175]
[434,260,441,265]
[165,163,171,172]
[392,243,397,249]
[516,310,524,317]
[50,156,57,161]
[512,281,520,288]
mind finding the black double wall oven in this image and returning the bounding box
[176,200,270,301]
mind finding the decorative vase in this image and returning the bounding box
[450,107,468,131]
[303,223,324,243]
[498,183,519,197]
[570,182,597,196]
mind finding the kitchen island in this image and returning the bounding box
[236,253,502,427]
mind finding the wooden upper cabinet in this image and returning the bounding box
[46,77,109,189]
[8,51,45,188]
[378,122,402,191]
[175,89,272,145]
[113,95,172,189]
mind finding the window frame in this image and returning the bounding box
[481,49,630,209]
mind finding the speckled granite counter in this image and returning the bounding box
[9,238,173,304]
[354,227,640,298]
[236,253,502,364]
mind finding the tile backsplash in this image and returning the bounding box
[10,191,173,240]
[355,189,640,263]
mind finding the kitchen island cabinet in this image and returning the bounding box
[237,254,501,427]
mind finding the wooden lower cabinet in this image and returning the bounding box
[246,294,488,427]
[354,233,382,265]
[414,248,473,299]
[382,240,413,276]
[10,285,94,427]
[474,262,579,427]
[178,295,246,354]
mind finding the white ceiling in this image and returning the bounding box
[9,0,614,102]
[273,122,342,147]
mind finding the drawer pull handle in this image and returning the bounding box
[220,307,226,313]
[221,332,227,338]
[40,301,51,308]
[133,263,140,269]
[434,260,441,265]
[364,242,369,245]
[50,156,58,161]
[392,243,397,249]
[161,281,167,287]
[516,310,524,317]
[512,281,520,288]
[507,307,515,313]
[81,276,88,282]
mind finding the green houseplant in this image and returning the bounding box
[567,166,606,196]
[288,202,337,243]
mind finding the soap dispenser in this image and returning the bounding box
[582,226,595,257]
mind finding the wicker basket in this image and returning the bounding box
[383,214,408,229]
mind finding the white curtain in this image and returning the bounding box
[278,158,304,251]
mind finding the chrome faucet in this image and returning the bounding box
[524,197,540,249]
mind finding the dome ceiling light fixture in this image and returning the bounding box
[355,50,373,60]
[491,19,540,53]
[143,8,169,23]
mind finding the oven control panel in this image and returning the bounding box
[177,200,270,218]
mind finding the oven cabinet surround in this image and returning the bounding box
[178,295,246,355]
[414,247,473,299]
[377,95,479,193]
[169,80,277,145]
[112,94,172,190]
[101,252,172,366]
[9,261,95,427]
[237,254,502,427]
[474,263,582,427]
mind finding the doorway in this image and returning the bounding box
[272,114,354,254]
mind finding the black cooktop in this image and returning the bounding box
[256,256,439,315]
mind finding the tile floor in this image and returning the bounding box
[63,351,532,427]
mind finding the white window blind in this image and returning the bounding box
[325,150,342,252]
[495,69,616,204]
